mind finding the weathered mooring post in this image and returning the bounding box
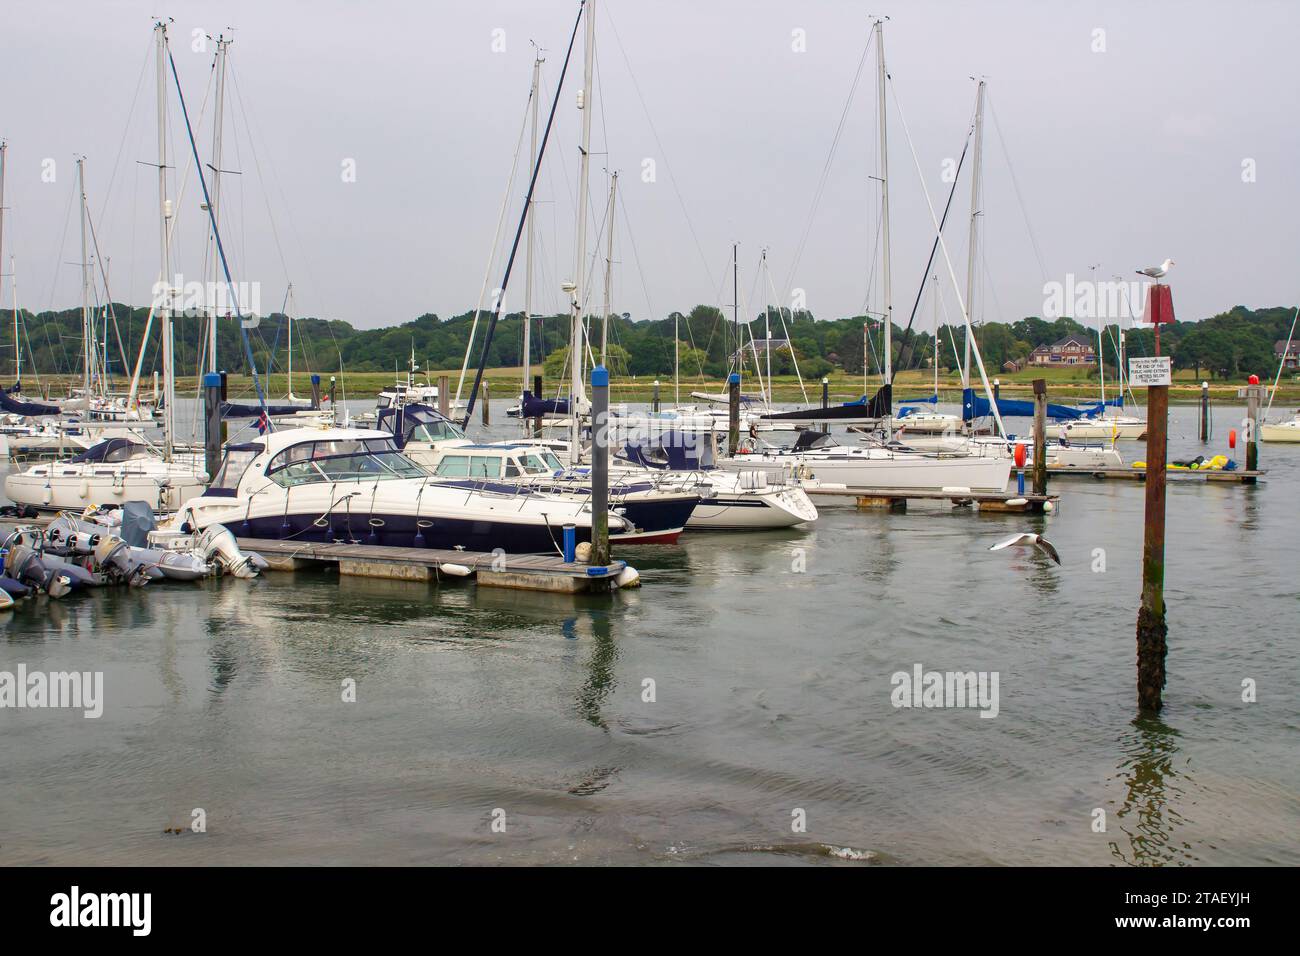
[1137,380,1169,712]
[821,376,830,433]
[1031,378,1047,497]
[310,373,321,410]
[727,372,741,456]
[481,381,491,425]
[1243,375,1263,472]
[437,375,449,418]
[993,378,1001,405]
[328,375,337,406]
[652,379,660,413]
[1135,280,1175,713]
[1199,381,1209,442]
[203,372,223,480]
[591,365,610,567]
[219,369,229,445]
[533,374,543,437]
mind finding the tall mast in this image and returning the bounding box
[0,140,6,379]
[732,242,739,377]
[674,311,679,404]
[875,18,892,387]
[10,256,17,384]
[762,251,772,401]
[286,282,295,398]
[963,79,986,391]
[569,0,595,463]
[78,157,92,401]
[600,171,617,364]
[155,20,176,459]
[932,274,939,395]
[522,50,543,404]
[206,33,230,375]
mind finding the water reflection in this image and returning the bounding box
[571,610,618,731]
[1108,715,1198,866]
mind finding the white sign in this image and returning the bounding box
[1128,356,1172,387]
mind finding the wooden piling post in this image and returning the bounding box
[437,375,449,418]
[652,379,660,413]
[533,374,543,439]
[310,373,322,411]
[727,372,741,456]
[1244,379,1262,472]
[591,365,610,566]
[1199,380,1209,442]
[328,375,337,407]
[202,372,223,481]
[993,378,1001,405]
[481,381,491,425]
[1136,381,1169,713]
[1032,378,1047,497]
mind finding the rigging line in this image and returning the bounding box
[40,175,78,375]
[763,263,808,403]
[984,90,1050,287]
[454,73,534,407]
[895,120,973,374]
[778,31,874,299]
[1266,304,1300,416]
[84,198,131,382]
[96,36,154,226]
[460,0,586,428]
[602,3,716,293]
[889,75,1008,440]
[167,42,267,410]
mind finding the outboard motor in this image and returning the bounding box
[4,544,73,598]
[92,537,164,587]
[195,524,262,579]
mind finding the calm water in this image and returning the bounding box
[1,401,1296,866]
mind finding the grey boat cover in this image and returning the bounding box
[120,501,157,549]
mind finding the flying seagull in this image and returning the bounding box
[988,532,1061,565]
[1136,257,1174,279]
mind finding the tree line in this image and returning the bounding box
[2,301,1293,387]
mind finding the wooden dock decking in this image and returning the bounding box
[1011,466,1265,484]
[801,484,1059,514]
[236,538,629,593]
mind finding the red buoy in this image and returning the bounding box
[1229,428,1237,449]
[1013,442,1027,468]
[1248,374,1260,385]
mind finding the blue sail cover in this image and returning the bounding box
[0,389,61,417]
[961,388,1091,421]
[520,391,569,417]
[220,402,306,419]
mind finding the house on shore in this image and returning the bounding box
[1030,334,1096,367]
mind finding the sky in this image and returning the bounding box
[2,0,1297,333]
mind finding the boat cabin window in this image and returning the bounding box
[212,446,260,491]
[409,419,464,443]
[266,438,427,487]
[435,454,502,478]
[517,453,554,474]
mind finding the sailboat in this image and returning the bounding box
[1259,307,1299,442]
[5,22,210,510]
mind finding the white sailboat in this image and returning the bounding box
[1261,307,1300,442]
[6,22,209,511]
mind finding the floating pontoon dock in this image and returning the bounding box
[801,484,1059,513]
[236,538,629,593]
[1011,466,1265,485]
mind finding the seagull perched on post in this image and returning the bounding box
[1136,258,1174,279]
[988,532,1061,565]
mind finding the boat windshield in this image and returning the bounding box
[409,419,464,443]
[266,438,428,486]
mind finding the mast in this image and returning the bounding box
[286,282,295,398]
[762,252,772,403]
[10,257,17,384]
[0,140,7,382]
[568,0,596,464]
[732,241,739,377]
[963,79,985,391]
[206,33,230,374]
[78,158,92,402]
[522,50,542,405]
[600,171,617,364]
[875,18,892,388]
[674,311,679,405]
[932,274,939,395]
[155,20,176,459]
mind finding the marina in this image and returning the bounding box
[0,0,1294,901]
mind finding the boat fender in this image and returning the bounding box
[615,566,641,589]
[438,563,472,577]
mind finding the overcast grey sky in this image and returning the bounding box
[2,0,1297,331]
